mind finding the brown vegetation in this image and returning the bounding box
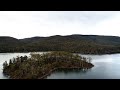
[3,51,94,79]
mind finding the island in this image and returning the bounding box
[3,51,94,79]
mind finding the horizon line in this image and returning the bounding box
[0,34,120,39]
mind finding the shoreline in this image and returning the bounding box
[4,66,93,79]
[0,51,120,55]
[39,67,93,79]
[2,51,94,79]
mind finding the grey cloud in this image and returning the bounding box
[0,11,120,39]
[39,11,119,25]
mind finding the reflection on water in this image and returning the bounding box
[1,52,120,79]
[55,68,90,74]
[47,53,120,79]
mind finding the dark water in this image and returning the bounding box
[0,53,120,79]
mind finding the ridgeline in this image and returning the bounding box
[1,34,120,54]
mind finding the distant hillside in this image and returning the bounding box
[20,35,120,46]
[0,36,23,47]
[19,37,46,44]
[0,36,24,52]
[1,34,120,54]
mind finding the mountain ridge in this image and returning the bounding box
[1,34,120,54]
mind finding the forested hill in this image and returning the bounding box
[0,36,24,47]
[1,34,120,54]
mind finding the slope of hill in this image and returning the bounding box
[20,34,120,46]
[0,36,20,45]
[0,36,24,52]
[1,34,120,54]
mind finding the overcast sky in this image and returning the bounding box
[0,11,120,39]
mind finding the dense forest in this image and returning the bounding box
[1,34,120,54]
[3,51,94,79]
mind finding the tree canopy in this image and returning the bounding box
[3,51,94,79]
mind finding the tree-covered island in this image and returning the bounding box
[3,51,94,79]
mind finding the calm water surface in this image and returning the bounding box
[47,54,120,79]
[0,53,120,79]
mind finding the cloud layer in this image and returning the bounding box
[0,11,120,39]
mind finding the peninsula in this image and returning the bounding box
[3,51,94,79]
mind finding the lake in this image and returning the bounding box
[0,53,120,79]
[47,54,120,79]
